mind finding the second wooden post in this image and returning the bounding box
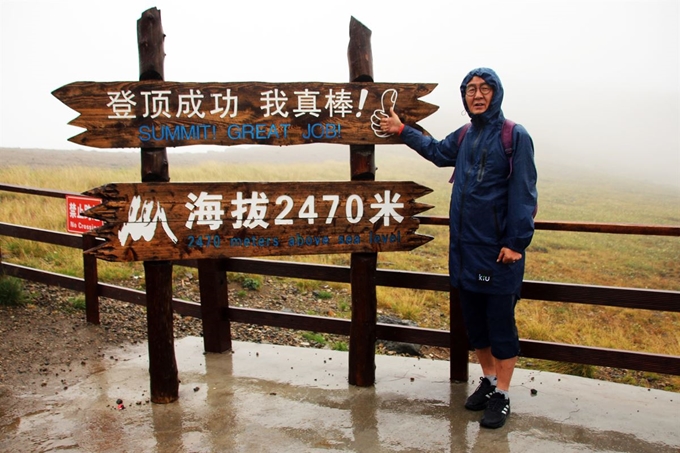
[347,17,378,387]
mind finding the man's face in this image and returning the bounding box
[464,76,494,115]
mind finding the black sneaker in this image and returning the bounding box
[464,377,496,411]
[480,392,511,429]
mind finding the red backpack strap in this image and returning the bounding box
[501,119,516,179]
[501,119,537,217]
[448,123,472,183]
[449,120,517,183]
[457,123,472,147]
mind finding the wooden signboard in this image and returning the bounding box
[82,181,433,262]
[52,82,438,148]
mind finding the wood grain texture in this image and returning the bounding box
[82,181,434,261]
[137,6,178,405]
[52,81,438,148]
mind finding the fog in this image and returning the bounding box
[1,0,678,190]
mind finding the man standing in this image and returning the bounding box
[380,67,538,429]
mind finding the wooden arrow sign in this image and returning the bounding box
[82,181,434,262]
[52,81,438,149]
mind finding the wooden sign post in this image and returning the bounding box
[137,8,178,404]
[347,17,378,387]
[55,9,440,399]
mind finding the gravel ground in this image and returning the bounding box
[0,275,448,398]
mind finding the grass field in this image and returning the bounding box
[1,147,679,390]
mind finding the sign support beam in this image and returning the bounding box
[138,7,179,404]
[347,17,377,387]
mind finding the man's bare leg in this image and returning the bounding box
[475,347,517,392]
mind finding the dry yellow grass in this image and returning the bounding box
[1,149,678,389]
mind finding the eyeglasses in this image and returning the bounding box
[465,84,493,96]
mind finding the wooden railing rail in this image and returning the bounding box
[1,185,679,379]
[2,223,676,313]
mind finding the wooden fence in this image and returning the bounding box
[1,182,679,383]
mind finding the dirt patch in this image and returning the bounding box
[0,275,448,428]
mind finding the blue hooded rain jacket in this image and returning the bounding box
[400,68,538,296]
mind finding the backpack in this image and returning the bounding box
[449,119,538,218]
[448,119,516,183]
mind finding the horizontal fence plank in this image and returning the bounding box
[1,262,85,291]
[5,247,679,313]
[176,258,679,311]
[376,269,450,291]
[228,306,452,347]
[417,216,680,236]
[2,261,679,376]
[227,258,350,283]
[176,258,452,292]
[0,223,83,248]
[376,322,450,347]
[522,281,680,313]
[0,183,77,199]
[96,281,203,318]
[229,307,351,335]
[520,340,680,376]
[533,221,680,236]
[0,262,202,318]
[218,258,451,292]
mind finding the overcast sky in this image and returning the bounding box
[1,0,678,189]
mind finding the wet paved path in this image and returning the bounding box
[1,337,678,452]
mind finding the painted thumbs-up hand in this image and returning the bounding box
[371,89,399,138]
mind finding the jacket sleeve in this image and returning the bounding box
[399,125,462,167]
[503,124,538,252]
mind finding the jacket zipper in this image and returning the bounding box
[477,148,487,182]
[458,126,484,282]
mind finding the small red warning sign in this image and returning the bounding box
[66,195,103,234]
